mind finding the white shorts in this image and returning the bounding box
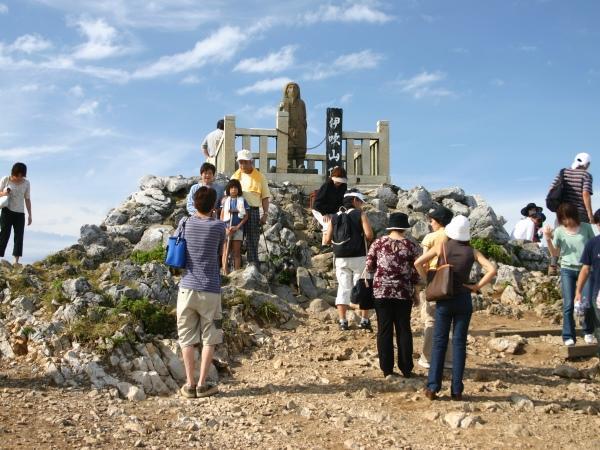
[335,256,366,306]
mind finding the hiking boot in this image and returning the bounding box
[359,320,373,332]
[548,265,558,276]
[339,321,349,331]
[451,392,463,401]
[180,384,196,399]
[196,382,218,398]
[423,388,437,401]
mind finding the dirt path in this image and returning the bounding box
[1,310,600,450]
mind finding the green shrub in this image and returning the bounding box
[69,307,130,343]
[470,238,512,265]
[277,270,292,285]
[256,301,280,323]
[117,298,176,336]
[130,245,166,265]
[46,252,68,265]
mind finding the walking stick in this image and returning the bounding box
[260,223,271,261]
[223,215,234,274]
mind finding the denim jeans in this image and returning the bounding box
[427,292,472,395]
[560,268,594,342]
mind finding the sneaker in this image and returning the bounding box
[384,372,400,381]
[196,382,218,398]
[548,265,558,276]
[339,321,349,331]
[584,334,597,344]
[564,339,575,347]
[180,384,196,399]
[359,320,373,332]
[417,357,430,369]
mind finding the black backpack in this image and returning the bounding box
[332,208,364,258]
[546,169,565,213]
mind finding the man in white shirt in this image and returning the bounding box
[202,119,224,169]
[511,203,545,242]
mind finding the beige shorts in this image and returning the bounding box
[177,288,223,347]
[229,228,243,241]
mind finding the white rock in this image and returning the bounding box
[488,335,526,354]
[444,411,467,429]
[117,381,146,401]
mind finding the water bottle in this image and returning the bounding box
[574,301,585,317]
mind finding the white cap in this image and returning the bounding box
[344,191,365,202]
[445,215,471,241]
[237,149,253,161]
[571,152,591,169]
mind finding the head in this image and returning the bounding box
[283,82,300,101]
[445,215,471,242]
[556,203,581,227]
[593,209,600,232]
[343,191,365,210]
[200,162,216,185]
[216,119,224,131]
[386,212,410,235]
[531,212,546,227]
[521,202,542,218]
[427,205,454,232]
[193,186,216,215]
[11,162,27,180]
[330,166,347,187]
[571,152,591,170]
[225,179,242,197]
[236,149,254,174]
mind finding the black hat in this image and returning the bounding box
[428,205,454,227]
[521,203,543,217]
[386,212,411,230]
[532,211,546,223]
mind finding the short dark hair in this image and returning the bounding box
[11,162,27,177]
[593,209,600,224]
[216,119,224,130]
[557,203,580,226]
[200,162,216,175]
[194,186,216,214]
[225,179,243,197]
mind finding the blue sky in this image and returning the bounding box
[0,0,599,262]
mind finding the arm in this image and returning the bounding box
[219,198,225,221]
[583,191,593,223]
[544,226,559,257]
[366,240,377,273]
[361,212,374,242]
[324,218,334,244]
[261,197,270,225]
[25,198,32,225]
[464,250,497,292]
[575,265,590,303]
[414,246,440,280]
[186,186,198,215]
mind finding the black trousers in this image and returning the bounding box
[374,298,414,377]
[0,208,25,257]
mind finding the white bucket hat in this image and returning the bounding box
[344,191,365,202]
[571,152,591,169]
[445,215,471,241]
[236,149,253,161]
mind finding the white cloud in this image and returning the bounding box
[20,84,40,92]
[9,34,53,54]
[0,145,69,160]
[69,85,85,97]
[395,71,454,99]
[74,100,99,115]
[133,26,246,79]
[0,3,7,14]
[305,49,384,80]
[491,78,505,87]
[72,18,127,60]
[519,45,537,52]
[340,93,353,104]
[303,2,393,24]
[180,75,202,85]
[237,77,292,95]
[234,45,296,73]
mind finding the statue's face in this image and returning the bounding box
[287,84,298,100]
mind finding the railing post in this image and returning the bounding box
[259,136,268,172]
[276,111,289,173]
[222,115,237,175]
[376,120,390,181]
[345,139,355,176]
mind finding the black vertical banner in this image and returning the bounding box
[326,108,343,177]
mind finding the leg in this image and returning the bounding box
[232,240,242,271]
[197,291,224,393]
[335,258,353,324]
[176,288,201,387]
[0,208,12,258]
[450,294,473,396]
[245,209,260,264]
[427,302,452,393]
[374,299,395,376]
[560,268,577,342]
[182,345,196,387]
[420,296,435,366]
[221,241,230,275]
[581,276,595,336]
[395,300,414,376]
[198,344,216,386]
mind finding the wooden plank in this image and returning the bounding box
[235,127,277,137]
[564,344,599,359]
[489,328,562,338]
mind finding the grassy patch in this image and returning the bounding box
[68,307,131,344]
[470,238,512,265]
[40,278,69,312]
[130,245,166,265]
[276,270,292,285]
[116,298,176,336]
[256,301,280,323]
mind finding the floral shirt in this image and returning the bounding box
[366,236,421,300]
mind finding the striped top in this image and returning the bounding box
[550,168,593,222]
[178,215,226,294]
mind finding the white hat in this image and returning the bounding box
[571,152,591,169]
[344,191,365,202]
[237,149,253,161]
[445,215,471,241]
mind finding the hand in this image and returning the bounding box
[543,225,553,239]
[260,213,267,225]
[226,227,235,236]
[463,283,480,293]
[27,216,32,226]
[574,292,582,303]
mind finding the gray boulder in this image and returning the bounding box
[468,205,510,243]
[133,225,173,252]
[431,187,466,203]
[228,265,270,292]
[375,184,399,208]
[297,267,320,298]
[397,186,433,213]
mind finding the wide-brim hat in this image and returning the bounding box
[445,215,470,241]
[520,203,543,217]
[344,191,365,202]
[428,205,454,227]
[386,212,411,230]
[236,149,253,161]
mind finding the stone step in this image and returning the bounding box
[563,344,600,359]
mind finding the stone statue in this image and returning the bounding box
[279,82,307,168]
